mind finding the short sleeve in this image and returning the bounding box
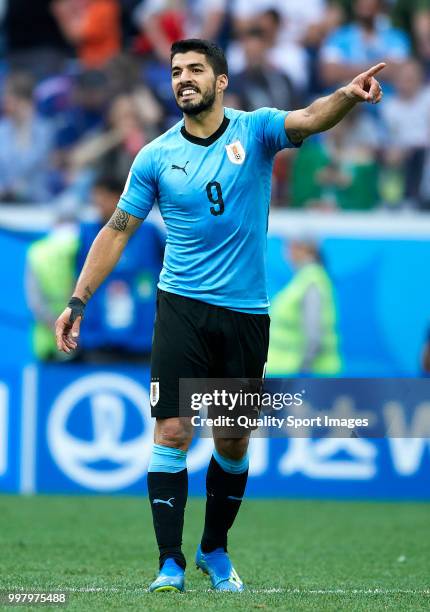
[250,107,299,155]
[117,146,157,220]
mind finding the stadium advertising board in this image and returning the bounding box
[1,364,429,499]
[0,368,24,493]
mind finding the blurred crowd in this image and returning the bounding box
[1,0,430,212]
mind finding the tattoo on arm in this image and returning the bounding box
[83,285,93,303]
[107,208,130,232]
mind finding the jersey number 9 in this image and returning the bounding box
[206,181,224,216]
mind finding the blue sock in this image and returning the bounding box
[148,443,187,473]
[213,449,249,474]
[148,444,188,569]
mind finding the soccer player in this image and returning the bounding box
[55,39,384,592]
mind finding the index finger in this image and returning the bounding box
[364,62,386,78]
[55,320,69,351]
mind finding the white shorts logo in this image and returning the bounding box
[226,140,246,165]
[150,381,160,407]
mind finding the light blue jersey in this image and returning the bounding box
[118,106,296,313]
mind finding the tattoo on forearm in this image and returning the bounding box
[83,285,93,303]
[286,128,303,145]
[107,209,130,232]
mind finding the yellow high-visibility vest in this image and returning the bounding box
[267,263,342,375]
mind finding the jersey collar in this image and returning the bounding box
[180,114,230,147]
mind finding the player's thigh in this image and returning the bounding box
[222,311,270,378]
[150,290,212,418]
[211,311,270,432]
[225,312,270,426]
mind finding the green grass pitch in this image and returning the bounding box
[0,495,429,611]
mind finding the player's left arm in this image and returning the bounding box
[284,62,386,145]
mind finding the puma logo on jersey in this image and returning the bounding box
[171,161,189,175]
[153,497,175,507]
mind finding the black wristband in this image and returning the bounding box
[67,297,86,324]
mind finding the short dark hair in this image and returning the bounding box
[171,39,228,77]
[263,8,282,26]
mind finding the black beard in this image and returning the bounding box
[176,86,216,116]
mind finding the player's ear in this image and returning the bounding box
[217,74,228,94]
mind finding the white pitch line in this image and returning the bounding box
[6,587,430,595]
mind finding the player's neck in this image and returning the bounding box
[183,106,225,139]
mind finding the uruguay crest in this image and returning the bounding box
[150,381,160,407]
[225,140,246,165]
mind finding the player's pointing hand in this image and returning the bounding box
[343,62,386,104]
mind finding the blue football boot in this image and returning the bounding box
[195,546,244,592]
[148,558,185,593]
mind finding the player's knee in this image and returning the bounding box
[215,437,249,461]
[154,417,193,450]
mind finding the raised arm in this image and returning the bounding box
[55,208,142,352]
[284,63,385,144]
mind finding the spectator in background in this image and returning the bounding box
[227,9,311,92]
[225,22,301,206]
[132,0,184,63]
[52,0,121,69]
[27,175,164,363]
[52,70,109,195]
[120,0,142,49]
[132,0,227,125]
[133,0,226,63]
[320,0,411,89]
[231,0,341,48]
[131,0,185,124]
[69,92,160,183]
[55,70,109,150]
[230,0,343,92]
[266,236,342,376]
[391,0,430,70]
[226,26,298,112]
[290,108,381,211]
[27,217,78,361]
[380,59,430,208]
[103,54,163,135]
[52,63,162,210]
[4,0,71,79]
[0,73,54,203]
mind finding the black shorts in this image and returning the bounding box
[150,289,270,418]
